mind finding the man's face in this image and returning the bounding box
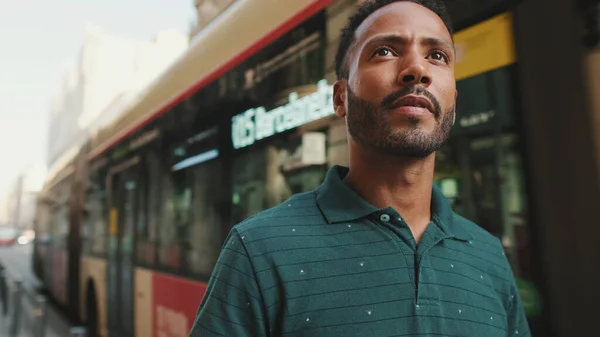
[334,2,457,158]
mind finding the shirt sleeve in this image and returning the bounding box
[506,270,531,337]
[189,229,268,337]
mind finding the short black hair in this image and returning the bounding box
[334,0,454,79]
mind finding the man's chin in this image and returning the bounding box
[383,134,444,158]
[388,129,434,143]
[388,119,436,131]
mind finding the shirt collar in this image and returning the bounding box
[316,166,379,223]
[316,165,472,241]
[430,183,472,241]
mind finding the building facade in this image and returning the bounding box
[2,164,47,230]
[47,25,189,171]
[189,0,237,42]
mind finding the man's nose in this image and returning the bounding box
[397,52,432,87]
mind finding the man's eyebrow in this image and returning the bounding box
[421,37,455,52]
[363,34,408,48]
[363,34,454,52]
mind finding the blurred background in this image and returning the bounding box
[0,0,599,336]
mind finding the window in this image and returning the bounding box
[84,170,107,256]
[187,159,224,275]
[89,190,107,255]
[135,151,161,266]
[51,181,71,252]
[232,132,329,223]
[158,147,226,276]
[158,172,182,269]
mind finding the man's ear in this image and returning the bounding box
[333,80,347,118]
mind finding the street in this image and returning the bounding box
[0,243,41,290]
[0,242,72,336]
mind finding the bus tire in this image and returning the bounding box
[86,282,99,337]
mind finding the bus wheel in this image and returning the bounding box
[86,283,99,337]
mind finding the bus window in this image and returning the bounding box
[232,133,329,224]
[187,159,223,275]
[158,153,225,276]
[88,188,107,256]
[136,152,161,267]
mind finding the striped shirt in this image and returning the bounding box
[190,165,530,336]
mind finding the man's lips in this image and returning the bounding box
[388,95,434,113]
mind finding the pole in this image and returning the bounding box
[9,279,22,337]
[0,263,6,316]
[13,176,23,230]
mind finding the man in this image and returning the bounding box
[190,0,530,336]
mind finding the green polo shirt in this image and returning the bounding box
[190,165,530,337]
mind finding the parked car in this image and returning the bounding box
[0,226,19,246]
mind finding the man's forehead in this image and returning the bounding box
[354,2,451,43]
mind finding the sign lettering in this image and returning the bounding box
[231,79,334,149]
[152,273,207,337]
[459,110,496,128]
[156,305,189,337]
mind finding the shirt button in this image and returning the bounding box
[380,214,391,222]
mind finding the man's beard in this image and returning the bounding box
[346,86,455,158]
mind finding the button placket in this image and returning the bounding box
[414,224,446,308]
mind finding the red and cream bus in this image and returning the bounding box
[33,0,540,336]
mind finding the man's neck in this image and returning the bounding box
[344,141,436,242]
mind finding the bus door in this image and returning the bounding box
[107,159,141,337]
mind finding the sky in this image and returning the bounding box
[0,0,194,197]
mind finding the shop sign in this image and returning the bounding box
[458,110,496,128]
[231,79,334,149]
[453,12,516,81]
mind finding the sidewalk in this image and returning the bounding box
[0,270,72,337]
[0,311,27,337]
[0,286,70,337]
[0,245,75,336]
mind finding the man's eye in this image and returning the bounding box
[373,47,393,57]
[430,52,448,62]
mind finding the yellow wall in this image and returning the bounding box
[454,12,516,80]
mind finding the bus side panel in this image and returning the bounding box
[52,249,68,304]
[152,272,207,337]
[81,256,108,337]
[134,268,153,337]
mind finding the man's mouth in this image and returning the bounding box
[389,95,434,113]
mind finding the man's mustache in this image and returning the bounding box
[380,86,442,118]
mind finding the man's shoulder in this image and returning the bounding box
[234,190,325,235]
[450,212,520,314]
[452,212,505,254]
